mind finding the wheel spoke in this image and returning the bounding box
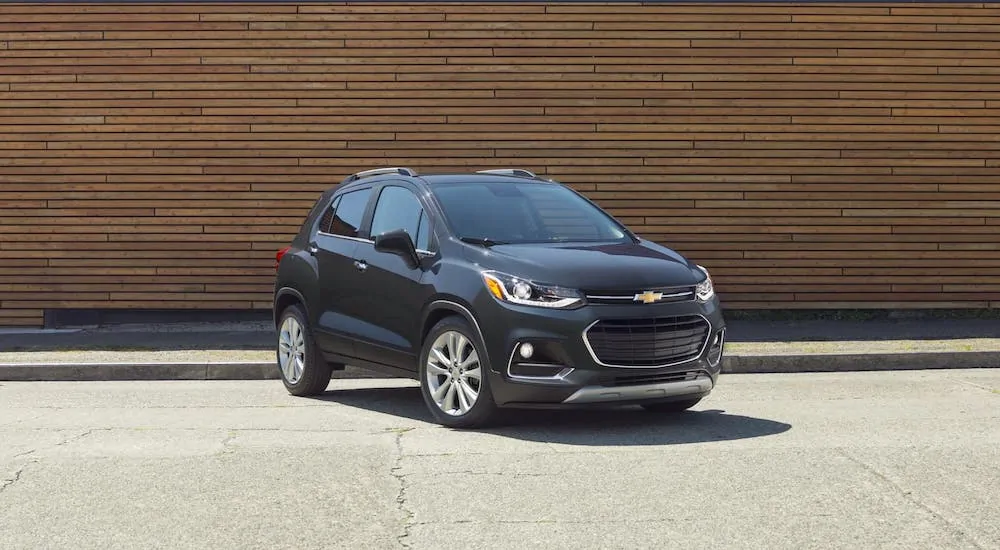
[427,362,449,376]
[431,348,451,367]
[448,332,459,361]
[463,365,481,382]
[455,380,471,413]
[432,377,452,402]
[459,351,478,370]
[443,382,458,412]
[458,379,479,404]
[456,334,469,361]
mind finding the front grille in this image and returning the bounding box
[584,286,695,305]
[585,315,710,367]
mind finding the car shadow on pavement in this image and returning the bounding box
[312,386,792,446]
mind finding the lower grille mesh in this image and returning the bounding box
[585,315,710,367]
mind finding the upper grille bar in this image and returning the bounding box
[583,286,696,305]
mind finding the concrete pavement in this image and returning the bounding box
[1,369,997,549]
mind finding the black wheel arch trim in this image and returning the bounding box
[422,299,488,354]
[274,286,309,327]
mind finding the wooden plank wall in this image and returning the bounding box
[1,2,999,327]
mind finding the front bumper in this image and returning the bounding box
[472,293,726,408]
[562,375,714,405]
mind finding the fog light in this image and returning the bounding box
[519,342,534,359]
[707,329,725,367]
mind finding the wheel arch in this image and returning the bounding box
[420,299,486,350]
[273,286,309,328]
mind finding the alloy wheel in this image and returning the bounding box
[426,330,482,416]
[278,316,306,384]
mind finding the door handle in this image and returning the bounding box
[354,260,368,272]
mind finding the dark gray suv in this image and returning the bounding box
[273,167,726,428]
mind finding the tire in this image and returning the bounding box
[419,316,500,429]
[276,304,333,397]
[641,397,702,413]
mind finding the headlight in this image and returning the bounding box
[482,271,585,309]
[695,265,715,302]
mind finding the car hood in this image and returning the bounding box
[463,239,703,291]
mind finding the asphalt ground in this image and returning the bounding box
[1,369,997,550]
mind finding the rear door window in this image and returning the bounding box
[329,188,372,238]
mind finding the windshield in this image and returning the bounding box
[430,181,629,245]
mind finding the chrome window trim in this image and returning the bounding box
[317,231,372,244]
[505,340,574,382]
[317,230,435,256]
[581,313,713,369]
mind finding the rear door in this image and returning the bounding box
[310,186,373,357]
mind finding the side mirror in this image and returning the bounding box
[374,229,420,268]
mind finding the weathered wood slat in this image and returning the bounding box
[0,2,998,326]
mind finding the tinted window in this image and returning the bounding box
[318,195,340,234]
[370,186,428,250]
[415,211,430,251]
[430,182,627,245]
[329,188,371,238]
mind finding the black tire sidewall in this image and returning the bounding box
[277,304,332,396]
[419,316,498,428]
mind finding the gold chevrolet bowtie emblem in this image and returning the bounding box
[633,290,663,304]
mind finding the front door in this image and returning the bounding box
[350,184,436,372]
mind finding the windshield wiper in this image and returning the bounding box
[459,237,510,247]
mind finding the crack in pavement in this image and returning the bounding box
[390,429,416,549]
[429,470,554,478]
[54,428,112,447]
[410,517,684,525]
[838,449,988,550]
[0,413,45,429]
[0,460,38,495]
[949,377,998,394]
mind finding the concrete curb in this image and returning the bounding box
[0,362,401,381]
[723,351,1000,374]
[1,351,998,381]
[0,362,278,381]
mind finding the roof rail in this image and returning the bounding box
[344,167,418,183]
[476,169,537,179]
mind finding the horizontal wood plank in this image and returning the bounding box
[0,2,998,325]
